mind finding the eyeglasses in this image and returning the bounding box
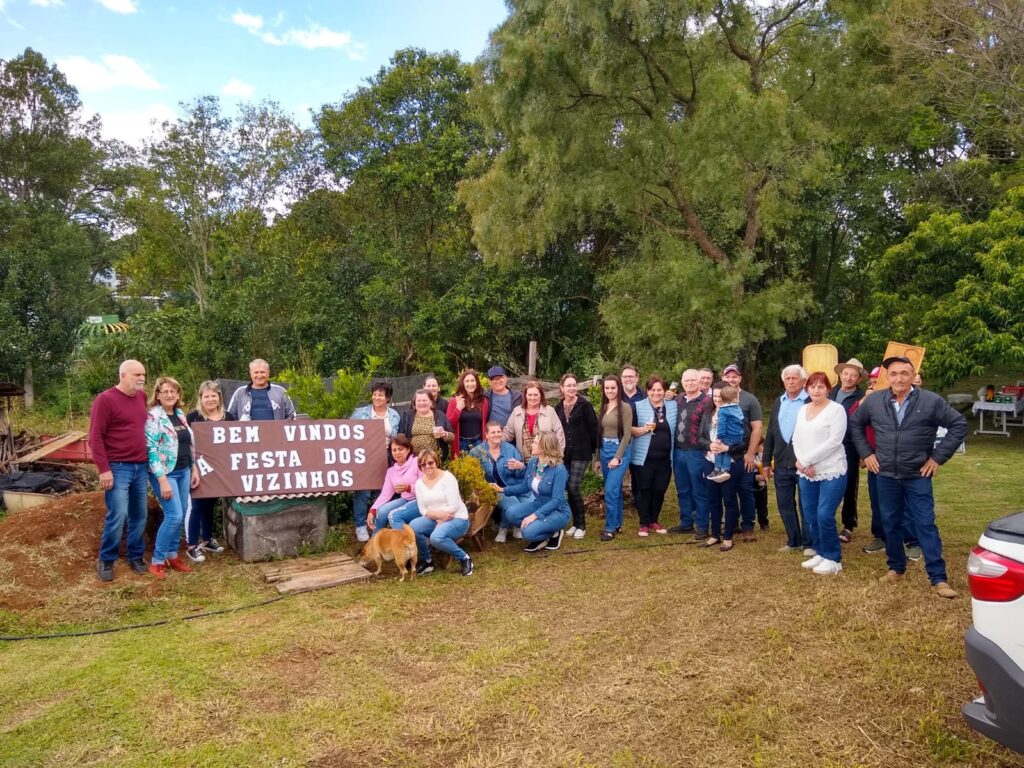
[421,460,437,468]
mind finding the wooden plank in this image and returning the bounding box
[257,552,356,581]
[16,431,87,465]
[272,561,373,593]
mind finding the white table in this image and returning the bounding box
[972,399,1024,436]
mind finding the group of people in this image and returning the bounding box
[90,354,968,597]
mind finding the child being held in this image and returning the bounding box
[709,385,745,483]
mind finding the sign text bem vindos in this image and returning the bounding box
[191,419,388,498]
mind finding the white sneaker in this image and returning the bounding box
[802,548,816,557]
[813,558,842,575]
[566,526,577,537]
[494,528,508,544]
[801,555,823,569]
[355,526,370,543]
[511,527,523,539]
[572,528,586,540]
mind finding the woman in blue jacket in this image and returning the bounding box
[469,421,530,543]
[350,380,402,542]
[499,430,571,552]
[629,376,679,536]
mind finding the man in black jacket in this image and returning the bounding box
[763,364,811,552]
[850,356,967,599]
[829,358,866,543]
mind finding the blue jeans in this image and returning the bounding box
[705,458,743,540]
[600,439,631,533]
[868,472,918,545]
[353,490,376,529]
[409,516,470,564]
[797,474,845,563]
[875,475,947,584]
[370,497,418,534]
[673,448,708,532]
[148,466,191,565]
[98,462,149,563]
[185,496,216,546]
[774,465,810,548]
[522,509,571,542]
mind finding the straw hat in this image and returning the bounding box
[834,358,867,378]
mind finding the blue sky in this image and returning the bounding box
[0,0,508,144]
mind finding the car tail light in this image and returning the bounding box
[968,546,1024,602]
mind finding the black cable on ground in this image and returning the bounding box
[0,536,719,642]
[0,593,290,643]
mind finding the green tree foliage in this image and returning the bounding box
[461,0,896,372]
[859,187,1024,385]
[0,48,117,392]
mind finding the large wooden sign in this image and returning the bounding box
[875,342,925,391]
[191,420,387,498]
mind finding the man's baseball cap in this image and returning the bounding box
[486,366,507,378]
[722,364,741,376]
[869,366,881,379]
[882,355,914,369]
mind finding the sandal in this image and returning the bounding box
[701,538,721,548]
[720,541,735,552]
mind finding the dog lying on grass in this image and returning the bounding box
[357,524,418,582]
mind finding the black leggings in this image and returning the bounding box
[636,456,672,526]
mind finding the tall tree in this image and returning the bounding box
[0,48,116,398]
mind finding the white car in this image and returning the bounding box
[963,512,1024,754]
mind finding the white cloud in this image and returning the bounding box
[221,77,254,98]
[99,102,176,146]
[231,9,262,31]
[56,54,161,92]
[262,23,354,50]
[30,0,66,7]
[96,0,137,12]
[232,11,361,54]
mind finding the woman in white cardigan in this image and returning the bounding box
[408,449,474,577]
[791,371,848,575]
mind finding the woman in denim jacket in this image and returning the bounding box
[146,376,197,579]
[351,380,402,542]
[498,431,571,552]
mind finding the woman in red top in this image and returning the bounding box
[446,368,488,456]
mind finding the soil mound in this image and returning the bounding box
[0,491,160,611]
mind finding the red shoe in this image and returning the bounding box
[637,526,650,537]
[166,557,192,573]
[148,564,167,580]
[650,523,668,534]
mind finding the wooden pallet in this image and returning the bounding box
[257,552,373,594]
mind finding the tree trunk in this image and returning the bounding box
[23,362,34,409]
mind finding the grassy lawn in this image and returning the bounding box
[3,414,1024,765]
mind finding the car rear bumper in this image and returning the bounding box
[963,626,1024,754]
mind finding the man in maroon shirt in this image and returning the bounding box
[89,359,150,581]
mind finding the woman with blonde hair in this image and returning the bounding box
[184,380,235,562]
[146,376,196,579]
[498,430,571,552]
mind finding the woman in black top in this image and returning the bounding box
[185,380,236,562]
[554,373,599,538]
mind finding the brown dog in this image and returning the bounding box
[357,524,418,582]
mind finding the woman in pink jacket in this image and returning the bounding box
[367,435,423,534]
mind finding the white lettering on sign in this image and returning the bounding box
[196,456,214,476]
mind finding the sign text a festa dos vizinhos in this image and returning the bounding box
[190,419,387,499]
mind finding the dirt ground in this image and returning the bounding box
[0,492,164,611]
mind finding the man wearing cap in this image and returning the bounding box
[483,366,521,428]
[830,358,866,543]
[850,356,967,599]
[720,364,764,540]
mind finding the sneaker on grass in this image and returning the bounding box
[186,545,206,563]
[494,528,509,544]
[416,561,434,576]
[460,557,474,577]
[201,538,225,554]
[524,538,548,553]
[863,538,886,554]
[545,530,564,550]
